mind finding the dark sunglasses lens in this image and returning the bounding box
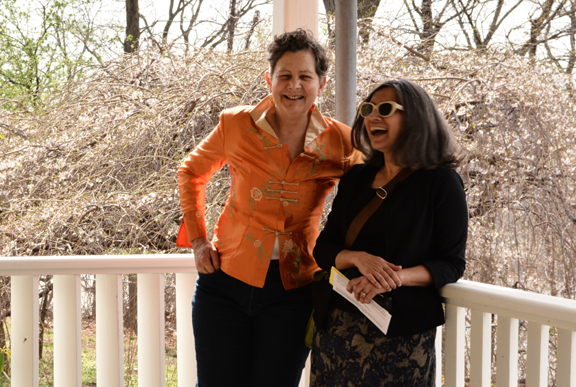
[378,103,393,117]
[360,103,373,117]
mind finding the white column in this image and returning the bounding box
[54,275,82,387]
[444,304,465,387]
[526,322,549,387]
[272,0,318,37]
[11,275,39,387]
[470,311,492,387]
[556,329,575,386]
[435,325,443,386]
[176,272,197,386]
[138,273,165,387]
[96,274,124,387]
[496,316,519,387]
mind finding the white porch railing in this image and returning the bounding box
[1,255,575,387]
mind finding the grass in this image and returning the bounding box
[0,318,180,386]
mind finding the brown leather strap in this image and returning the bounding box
[344,168,412,249]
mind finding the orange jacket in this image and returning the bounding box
[177,96,358,289]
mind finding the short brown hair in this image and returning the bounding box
[351,79,466,170]
[267,29,329,79]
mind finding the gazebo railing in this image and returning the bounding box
[1,255,575,387]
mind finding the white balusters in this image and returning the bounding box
[470,310,492,387]
[445,304,465,387]
[176,272,197,386]
[11,275,39,387]
[526,322,549,387]
[556,328,576,386]
[138,273,166,387]
[496,316,519,387]
[54,275,82,387]
[96,274,124,387]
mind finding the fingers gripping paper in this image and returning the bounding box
[329,267,392,335]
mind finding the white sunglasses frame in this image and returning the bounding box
[358,101,404,118]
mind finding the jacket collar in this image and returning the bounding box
[249,95,329,147]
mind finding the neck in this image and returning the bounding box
[371,155,403,188]
[268,107,311,136]
[382,154,402,178]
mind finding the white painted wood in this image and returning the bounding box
[435,325,443,387]
[496,316,519,387]
[176,272,197,386]
[54,275,81,387]
[441,280,576,331]
[526,322,549,387]
[6,259,576,387]
[138,273,166,387]
[272,0,318,37]
[444,304,465,387]
[11,275,39,387]
[470,311,492,387]
[0,254,194,276]
[96,274,124,387]
[556,329,576,386]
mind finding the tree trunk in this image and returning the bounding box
[518,0,555,57]
[125,0,140,53]
[227,0,238,53]
[358,0,381,43]
[323,0,336,48]
[244,10,260,49]
[566,1,575,74]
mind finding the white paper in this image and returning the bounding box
[330,266,392,335]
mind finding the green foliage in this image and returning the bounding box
[0,346,10,382]
[0,0,119,106]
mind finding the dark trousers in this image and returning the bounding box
[192,260,312,387]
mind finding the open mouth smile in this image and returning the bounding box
[284,95,304,100]
[370,127,388,135]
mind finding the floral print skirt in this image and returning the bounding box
[310,308,436,387]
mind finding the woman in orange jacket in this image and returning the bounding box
[176,29,357,387]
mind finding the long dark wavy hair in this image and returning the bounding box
[351,79,466,170]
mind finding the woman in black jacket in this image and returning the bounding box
[311,79,468,387]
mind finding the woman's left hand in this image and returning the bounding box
[347,275,396,304]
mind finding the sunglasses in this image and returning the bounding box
[359,101,404,118]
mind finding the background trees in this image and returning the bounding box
[2,0,575,107]
[1,1,575,384]
[0,0,116,103]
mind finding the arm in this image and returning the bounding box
[348,168,468,303]
[348,264,432,303]
[314,166,402,289]
[177,112,228,272]
[424,169,468,287]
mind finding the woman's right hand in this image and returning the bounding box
[191,237,220,274]
[335,250,402,290]
[355,251,402,291]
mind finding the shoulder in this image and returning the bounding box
[323,117,352,137]
[219,105,253,122]
[413,166,463,187]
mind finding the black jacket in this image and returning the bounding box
[313,163,468,336]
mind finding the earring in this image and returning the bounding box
[270,97,274,106]
[309,105,314,112]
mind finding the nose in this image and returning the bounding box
[288,78,301,90]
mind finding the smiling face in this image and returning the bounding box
[364,87,405,157]
[265,50,326,121]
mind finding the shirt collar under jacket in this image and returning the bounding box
[249,95,329,148]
